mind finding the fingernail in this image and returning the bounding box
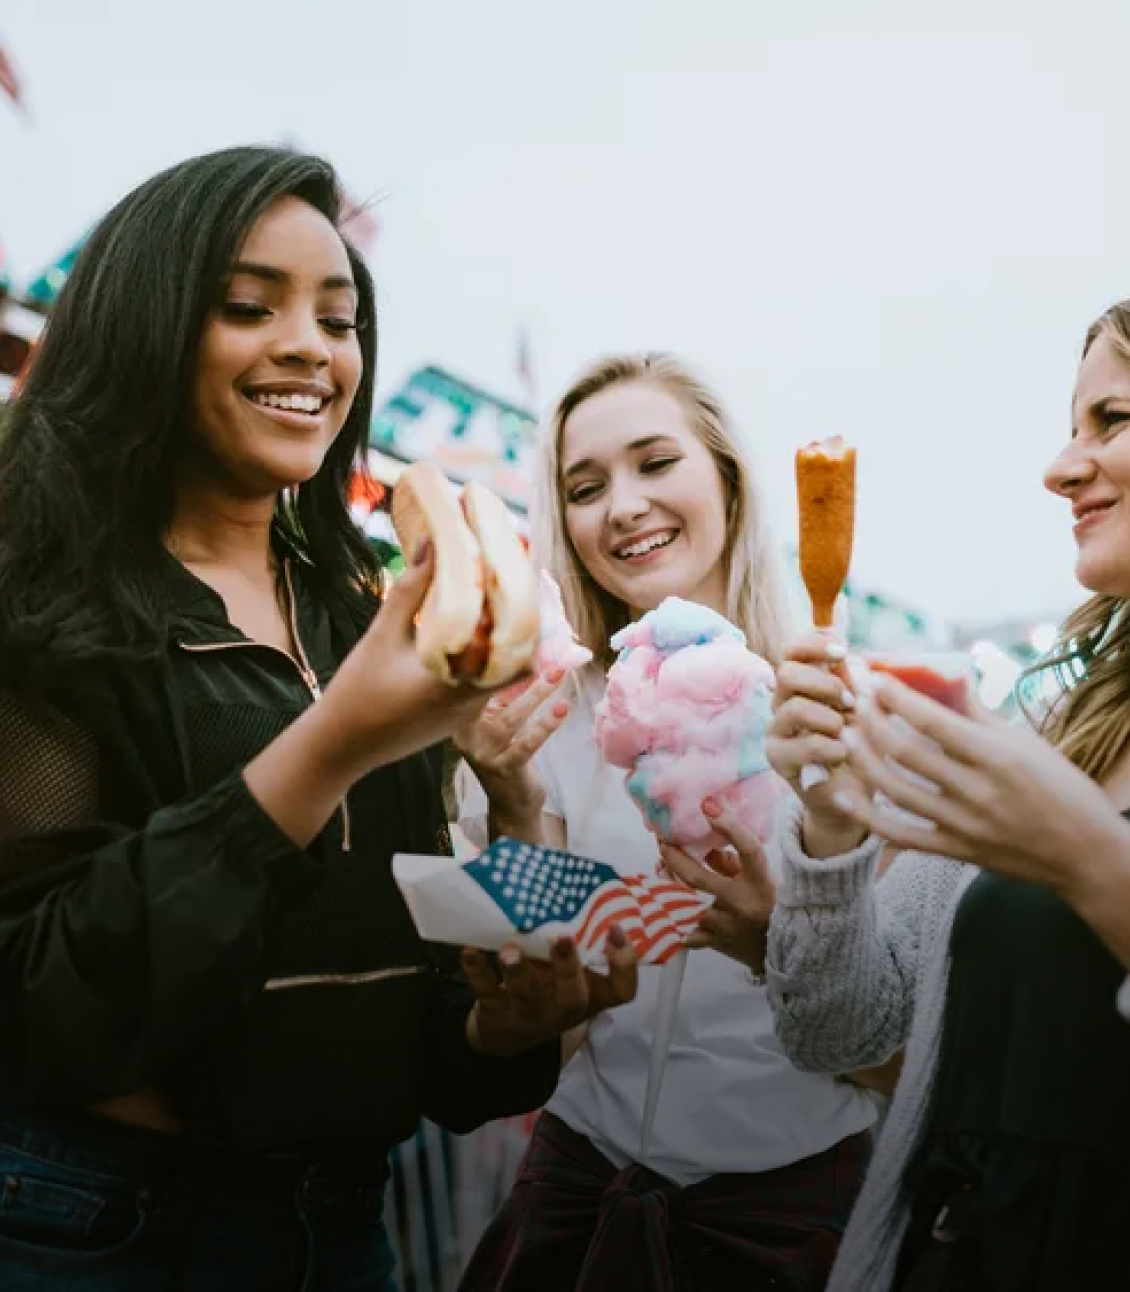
[825,642,848,660]
[702,797,721,818]
[842,727,860,749]
[499,946,520,967]
[841,690,856,709]
[832,791,854,812]
[547,667,566,684]
[553,702,569,719]
[412,539,432,565]
[608,924,628,949]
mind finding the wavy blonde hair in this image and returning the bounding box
[1021,301,1130,779]
[532,352,793,670]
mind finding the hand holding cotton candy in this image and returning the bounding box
[594,599,786,861]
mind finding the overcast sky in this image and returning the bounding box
[3,0,1128,627]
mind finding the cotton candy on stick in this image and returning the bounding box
[593,598,786,1156]
[796,436,857,790]
[596,602,783,857]
[534,571,593,674]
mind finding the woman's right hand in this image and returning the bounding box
[768,633,869,857]
[320,549,500,776]
[244,547,503,849]
[451,670,572,832]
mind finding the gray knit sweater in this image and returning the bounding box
[766,797,978,1292]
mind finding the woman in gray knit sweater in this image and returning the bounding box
[664,303,1130,1290]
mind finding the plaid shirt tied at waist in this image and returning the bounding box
[459,1111,871,1292]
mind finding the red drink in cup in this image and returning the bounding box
[859,652,975,713]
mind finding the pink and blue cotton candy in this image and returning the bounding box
[498,571,593,704]
[535,571,592,675]
[594,599,785,860]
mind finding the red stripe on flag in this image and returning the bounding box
[570,875,710,965]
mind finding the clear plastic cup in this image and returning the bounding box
[799,650,977,793]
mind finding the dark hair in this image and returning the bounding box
[0,144,380,688]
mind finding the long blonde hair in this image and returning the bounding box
[532,352,793,670]
[1021,301,1130,779]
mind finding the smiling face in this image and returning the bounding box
[190,195,363,498]
[560,380,730,616]
[1046,330,1130,599]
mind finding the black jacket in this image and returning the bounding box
[0,556,559,1153]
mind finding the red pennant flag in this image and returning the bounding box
[341,196,380,256]
[516,323,537,411]
[0,39,23,110]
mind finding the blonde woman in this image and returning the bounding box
[454,354,876,1292]
[734,301,1130,1292]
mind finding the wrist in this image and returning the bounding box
[480,774,546,838]
[466,1004,543,1058]
[801,810,869,859]
[488,804,546,844]
[741,931,769,977]
[300,691,385,786]
[1061,817,1130,922]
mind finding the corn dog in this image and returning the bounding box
[796,436,857,629]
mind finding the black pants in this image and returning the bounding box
[897,1189,990,1292]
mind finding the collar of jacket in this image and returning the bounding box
[161,548,336,675]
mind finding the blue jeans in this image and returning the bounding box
[0,1105,398,1290]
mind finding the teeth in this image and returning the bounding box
[617,531,677,559]
[251,392,325,414]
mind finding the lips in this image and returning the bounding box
[241,385,334,424]
[612,528,680,561]
[1073,498,1118,538]
[1073,499,1117,523]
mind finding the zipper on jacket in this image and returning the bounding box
[281,562,352,853]
[177,562,352,853]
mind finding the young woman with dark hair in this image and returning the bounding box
[0,145,636,1289]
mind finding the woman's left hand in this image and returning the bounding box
[833,675,1128,898]
[659,800,777,973]
[463,928,638,1058]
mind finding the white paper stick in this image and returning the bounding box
[640,947,688,1159]
[798,624,854,795]
[799,764,830,792]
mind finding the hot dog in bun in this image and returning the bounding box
[390,461,539,687]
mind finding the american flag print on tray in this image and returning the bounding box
[393,837,711,972]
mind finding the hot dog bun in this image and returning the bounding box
[461,481,539,688]
[390,462,538,688]
[390,462,484,685]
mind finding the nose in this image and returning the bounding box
[1044,439,1097,498]
[272,307,332,370]
[606,470,651,530]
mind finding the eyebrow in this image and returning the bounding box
[562,435,677,480]
[228,260,357,295]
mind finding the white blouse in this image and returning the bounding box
[457,673,877,1186]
